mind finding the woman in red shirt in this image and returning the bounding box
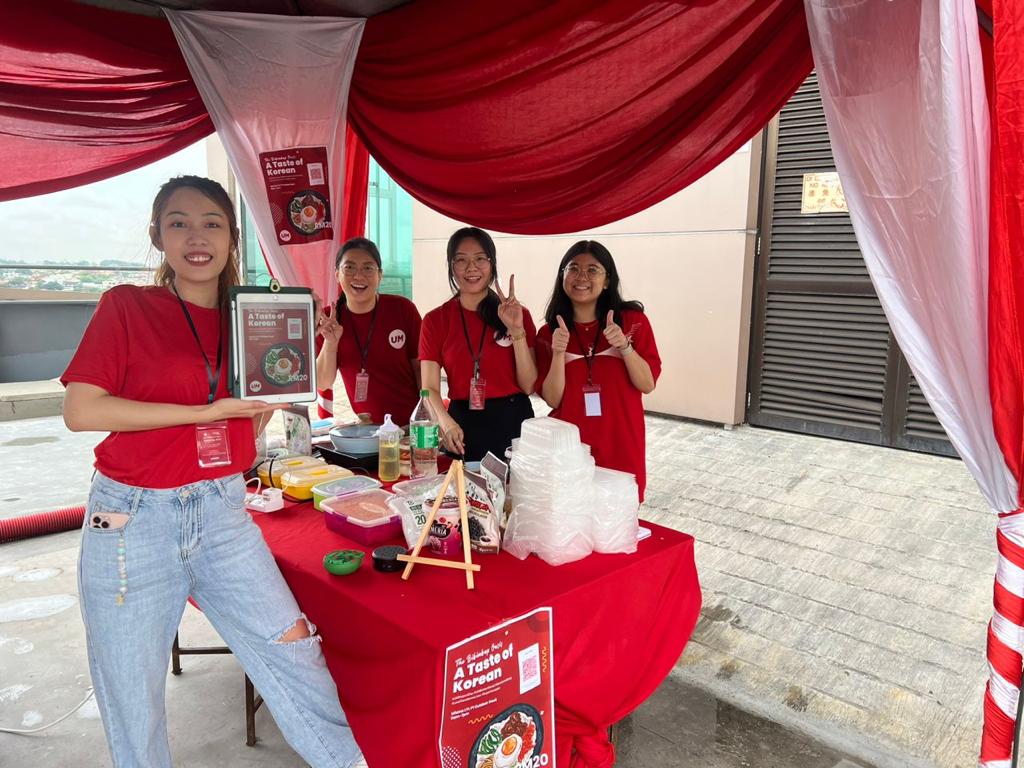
[536,240,661,500]
[419,227,538,461]
[61,176,361,768]
[314,237,421,424]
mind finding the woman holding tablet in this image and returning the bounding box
[315,237,421,424]
[61,176,362,768]
[535,240,661,500]
[419,226,538,461]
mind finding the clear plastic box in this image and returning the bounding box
[322,489,402,545]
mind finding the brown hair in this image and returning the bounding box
[150,175,240,305]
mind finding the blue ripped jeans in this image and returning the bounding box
[78,471,361,768]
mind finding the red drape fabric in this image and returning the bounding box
[0,0,212,202]
[984,0,1024,761]
[349,0,811,234]
[317,121,370,419]
[252,502,701,768]
[1,0,811,235]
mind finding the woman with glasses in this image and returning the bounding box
[536,240,661,500]
[419,227,537,461]
[315,237,422,424]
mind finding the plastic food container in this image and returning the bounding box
[311,475,382,511]
[280,465,353,501]
[322,489,402,545]
[257,456,325,489]
[391,473,446,498]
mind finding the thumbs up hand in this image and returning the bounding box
[551,315,570,355]
[603,310,629,351]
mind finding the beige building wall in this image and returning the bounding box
[411,138,762,425]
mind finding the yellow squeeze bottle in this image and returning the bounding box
[377,414,402,483]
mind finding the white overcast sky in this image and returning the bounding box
[0,142,206,266]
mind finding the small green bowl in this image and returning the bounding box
[323,549,365,576]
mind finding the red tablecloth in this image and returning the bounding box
[252,503,701,768]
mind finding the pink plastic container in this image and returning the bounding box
[322,490,402,546]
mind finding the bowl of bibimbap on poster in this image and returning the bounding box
[468,704,543,768]
[261,343,305,387]
[288,190,329,235]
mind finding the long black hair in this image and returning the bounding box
[543,240,644,331]
[334,237,382,319]
[446,227,507,337]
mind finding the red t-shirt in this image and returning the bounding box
[61,285,256,489]
[535,309,661,500]
[334,294,421,424]
[419,297,537,400]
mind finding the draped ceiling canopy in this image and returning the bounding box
[4,3,1024,767]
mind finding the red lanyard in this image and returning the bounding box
[343,297,379,373]
[172,284,222,404]
[571,321,601,386]
[458,303,488,380]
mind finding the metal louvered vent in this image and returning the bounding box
[749,73,954,457]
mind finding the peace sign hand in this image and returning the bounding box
[603,310,629,351]
[496,274,525,335]
[551,315,570,355]
[317,306,344,346]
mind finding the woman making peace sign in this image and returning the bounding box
[419,227,537,461]
[536,240,661,500]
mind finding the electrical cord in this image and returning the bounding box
[0,687,95,735]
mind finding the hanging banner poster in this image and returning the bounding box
[439,608,555,768]
[260,146,334,246]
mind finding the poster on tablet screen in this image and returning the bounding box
[241,304,312,397]
[439,608,555,768]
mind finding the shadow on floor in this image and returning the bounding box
[615,674,873,768]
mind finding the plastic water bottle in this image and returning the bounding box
[377,414,403,483]
[409,389,439,478]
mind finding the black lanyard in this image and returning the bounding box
[172,284,222,405]
[572,321,601,386]
[344,297,379,372]
[458,302,488,380]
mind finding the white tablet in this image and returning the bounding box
[229,286,317,404]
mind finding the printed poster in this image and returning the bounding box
[259,146,334,245]
[439,608,555,768]
[801,171,848,214]
[241,303,312,398]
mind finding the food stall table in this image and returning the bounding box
[252,501,701,768]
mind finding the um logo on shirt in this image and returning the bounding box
[389,329,407,349]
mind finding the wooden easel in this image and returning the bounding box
[397,459,479,589]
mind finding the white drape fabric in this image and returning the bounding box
[804,0,1015,513]
[806,3,1019,764]
[167,11,365,301]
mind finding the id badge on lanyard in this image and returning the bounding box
[196,421,232,467]
[354,370,370,403]
[469,373,487,411]
[583,382,602,417]
[173,285,232,468]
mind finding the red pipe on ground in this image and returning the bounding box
[0,506,85,544]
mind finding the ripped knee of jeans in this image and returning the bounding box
[271,615,321,647]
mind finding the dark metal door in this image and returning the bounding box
[748,74,954,457]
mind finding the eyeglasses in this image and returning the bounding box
[452,256,491,272]
[563,264,606,280]
[340,264,380,277]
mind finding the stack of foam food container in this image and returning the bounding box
[504,417,640,565]
[504,418,596,566]
[591,467,639,554]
